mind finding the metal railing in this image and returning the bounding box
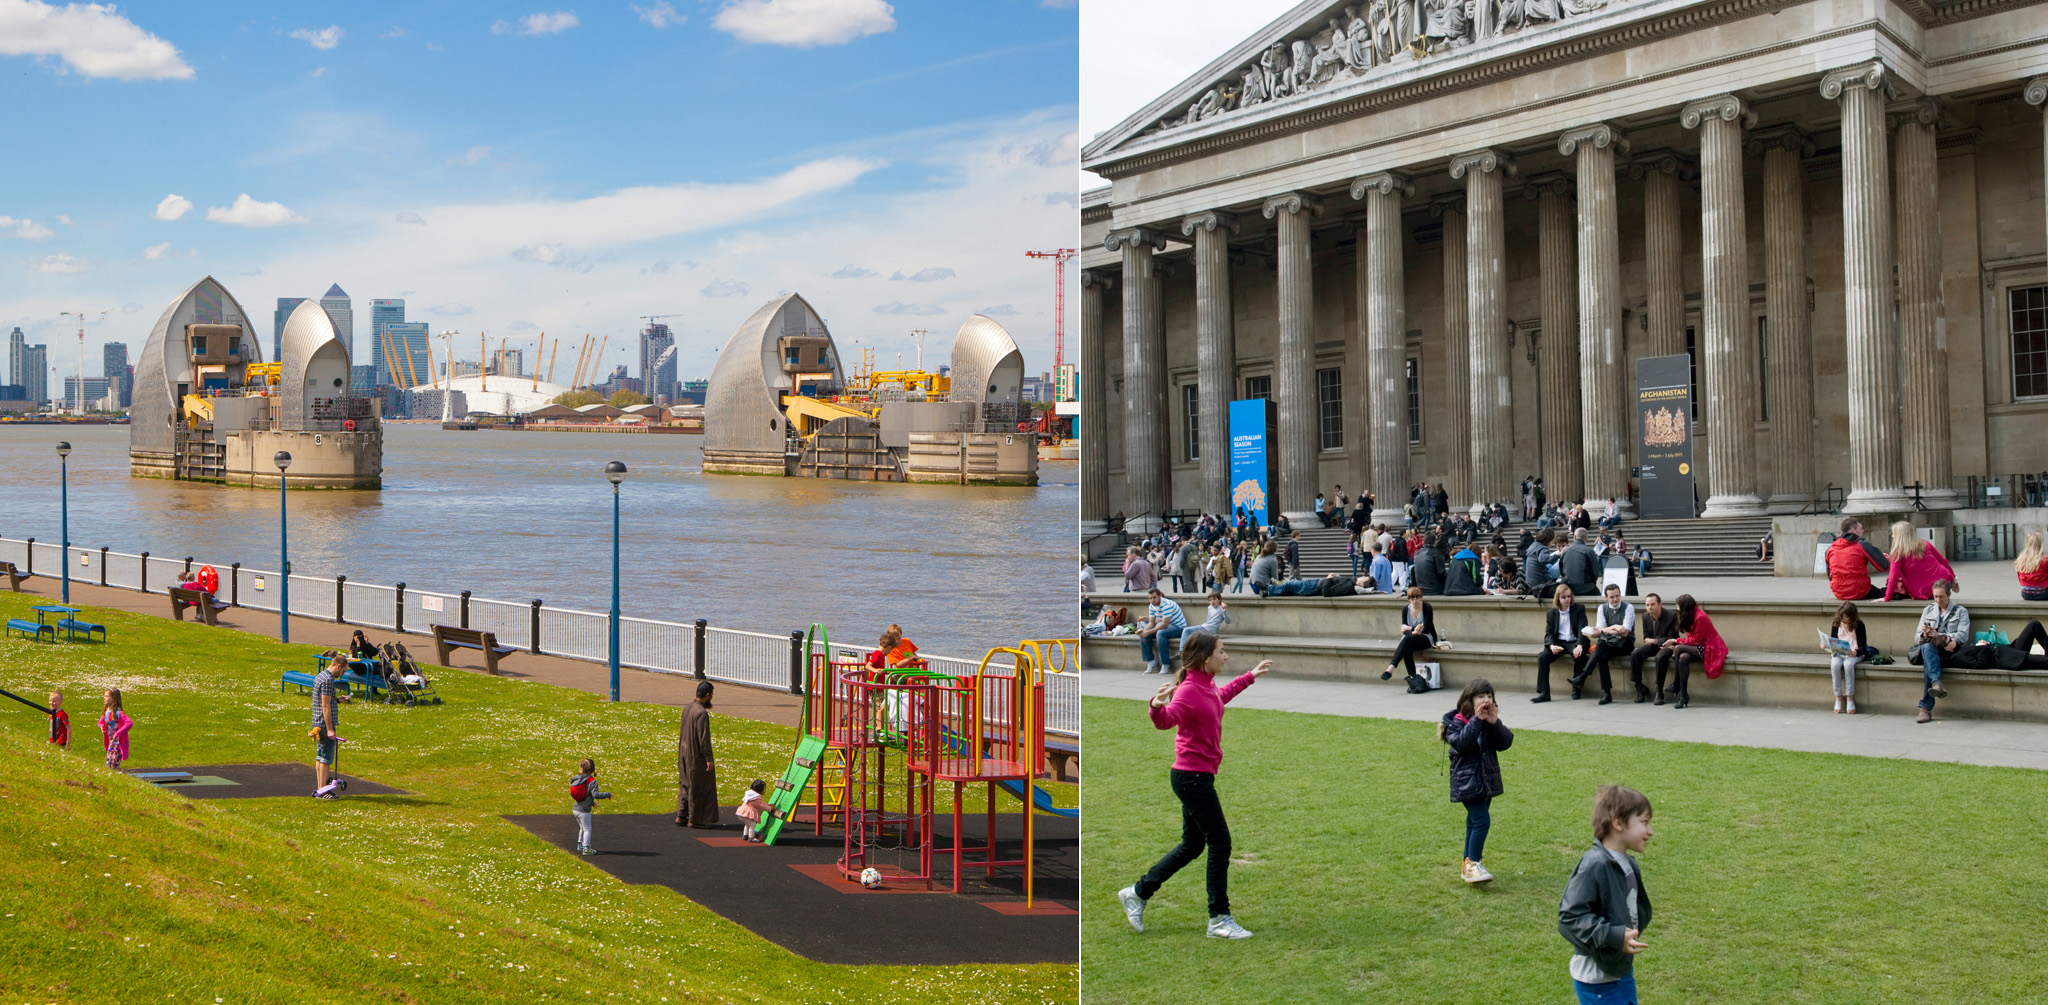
[0,533,1077,736]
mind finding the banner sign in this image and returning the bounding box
[1228,398,1279,528]
[1635,354,1695,520]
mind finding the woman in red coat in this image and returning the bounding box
[1657,594,1725,709]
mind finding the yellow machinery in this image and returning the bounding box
[182,362,280,428]
[857,369,951,397]
[780,394,875,436]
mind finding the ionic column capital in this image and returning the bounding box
[1557,123,1629,157]
[1745,125,1814,159]
[1080,268,1115,289]
[1428,192,1466,218]
[2025,77,2048,106]
[1679,94,1756,131]
[1522,172,1574,201]
[1888,97,1942,132]
[1627,148,1696,181]
[1180,210,1240,237]
[1103,227,1168,253]
[1820,61,1896,102]
[1261,191,1323,219]
[1448,148,1516,180]
[1349,172,1414,200]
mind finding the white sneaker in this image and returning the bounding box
[1206,914,1253,939]
[1465,860,1494,883]
[1116,886,1147,933]
[1833,695,1845,713]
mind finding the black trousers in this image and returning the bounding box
[1587,635,1634,692]
[1535,645,1587,698]
[1388,633,1436,673]
[1136,769,1231,917]
[1628,642,1665,687]
[1657,644,1705,695]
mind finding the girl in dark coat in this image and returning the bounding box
[1440,678,1513,884]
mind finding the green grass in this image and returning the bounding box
[0,593,1075,1004]
[1081,695,2048,1004]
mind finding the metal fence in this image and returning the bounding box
[0,533,1078,737]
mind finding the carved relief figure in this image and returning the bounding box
[1287,37,1315,94]
[1342,6,1376,70]
[1309,20,1348,82]
[1239,62,1269,107]
[1261,41,1288,97]
[1423,0,1473,50]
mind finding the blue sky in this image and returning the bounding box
[2,0,1079,386]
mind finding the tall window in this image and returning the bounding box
[1244,375,1272,400]
[1405,357,1422,444]
[1316,367,1343,449]
[1684,324,1699,420]
[2014,285,2048,400]
[1182,384,1200,462]
[1757,316,1769,421]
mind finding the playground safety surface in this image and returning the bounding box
[504,810,1078,965]
[125,763,412,799]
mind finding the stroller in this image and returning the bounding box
[378,642,443,706]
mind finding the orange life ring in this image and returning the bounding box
[342,419,357,432]
[197,565,219,594]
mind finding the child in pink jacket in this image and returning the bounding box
[98,688,132,770]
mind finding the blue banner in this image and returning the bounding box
[1228,398,1278,527]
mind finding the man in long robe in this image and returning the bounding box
[676,681,719,827]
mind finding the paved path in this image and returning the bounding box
[6,576,804,728]
[1082,665,2048,772]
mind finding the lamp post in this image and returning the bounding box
[275,451,292,643]
[55,441,71,604]
[606,460,627,702]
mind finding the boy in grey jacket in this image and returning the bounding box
[570,758,613,856]
[1559,785,1654,1004]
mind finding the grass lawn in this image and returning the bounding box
[1081,695,2048,1004]
[0,592,1075,1004]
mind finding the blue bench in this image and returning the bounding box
[5,618,54,642]
[281,670,319,694]
[57,618,105,643]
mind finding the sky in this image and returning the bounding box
[1,0,1079,388]
[1079,0,1285,189]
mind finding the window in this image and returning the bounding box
[1684,325,1699,420]
[1756,316,1769,421]
[1182,384,1200,462]
[1405,358,1422,444]
[785,347,801,366]
[1316,367,1343,449]
[2014,285,2048,400]
[1243,375,1271,400]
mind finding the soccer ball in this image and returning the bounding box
[859,867,884,889]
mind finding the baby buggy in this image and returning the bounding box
[378,642,443,706]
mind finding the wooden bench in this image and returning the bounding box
[168,586,229,626]
[431,624,518,674]
[56,618,105,643]
[2,562,27,592]
[1045,739,1079,783]
[5,618,55,643]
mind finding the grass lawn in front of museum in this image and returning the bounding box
[0,592,1075,1004]
[1081,695,2048,1004]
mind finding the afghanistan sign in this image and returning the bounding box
[1228,398,1279,527]
[1635,354,1695,520]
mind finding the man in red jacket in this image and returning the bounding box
[1827,518,1890,601]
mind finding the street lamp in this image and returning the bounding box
[275,451,292,643]
[55,441,71,604]
[606,460,627,702]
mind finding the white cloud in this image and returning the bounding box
[1044,190,1078,207]
[633,2,683,27]
[55,214,70,225]
[830,265,876,279]
[379,27,406,39]
[872,301,945,315]
[890,267,954,282]
[701,278,750,298]
[980,304,1020,316]
[0,0,194,79]
[493,11,580,36]
[309,65,325,77]
[0,216,54,239]
[289,25,343,50]
[713,0,894,48]
[645,259,672,274]
[448,145,491,166]
[512,243,565,264]
[395,211,426,225]
[154,194,192,220]
[143,241,172,259]
[27,253,87,273]
[205,194,309,227]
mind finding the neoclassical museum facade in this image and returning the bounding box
[1079,0,2048,533]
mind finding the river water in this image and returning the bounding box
[0,423,1077,660]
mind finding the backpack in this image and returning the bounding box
[570,777,591,802]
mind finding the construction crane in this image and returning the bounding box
[1025,248,1077,370]
[639,313,684,329]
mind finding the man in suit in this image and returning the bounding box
[1627,593,1679,703]
[1559,528,1603,597]
[1576,583,1636,704]
[1533,586,1588,703]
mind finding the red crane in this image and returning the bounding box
[1024,248,1076,370]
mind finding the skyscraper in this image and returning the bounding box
[19,343,48,404]
[102,341,130,408]
[385,322,431,387]
[319,284,353,363]
[6,328,24,388]
[368,299,405,385]
[273,297,306,361]
[639,322,676,401]
[63,376,110,409]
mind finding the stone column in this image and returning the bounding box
[1352,172,1413,520]
[1629,151,1690,361]
[1527,172,1584,501]
[1894,100,1960,510]
[2030,77,2048,268]
[1080,269,1113,532]
[1561,124,1631,513]
[1450,149,1516,507]
[1681,94,1765,517]
[1263,192,1323,522]
[1822,62,1911,514]
[1750,127,1818,512]
[1432,194,1472,507]
[1105,227,1170,531]
[1182,210,1239,518]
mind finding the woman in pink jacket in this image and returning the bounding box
[98,687,132,770]
[1882,520,1958,602]
[1658,595,1726,710]
[1115,631,1271,941]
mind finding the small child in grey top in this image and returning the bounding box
[570,757,612,856]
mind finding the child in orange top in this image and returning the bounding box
[47,690,68,748]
